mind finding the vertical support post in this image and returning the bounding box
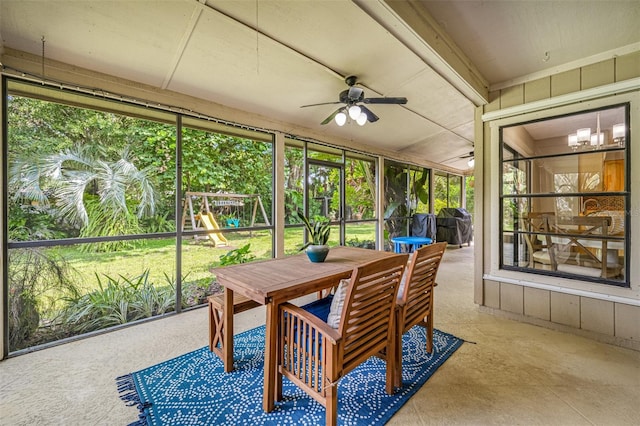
[274,132,285,258]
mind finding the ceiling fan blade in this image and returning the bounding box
[321,107,343,125]
[363,97,408,105]
[300,101,342,108]
[460,151,474,158]
[360,105,379,123]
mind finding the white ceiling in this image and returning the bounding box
[420,0,640,87]
[1,0,638,173]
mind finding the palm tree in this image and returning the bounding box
[10,144,157,246]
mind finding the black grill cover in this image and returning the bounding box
[437,208,472,220]
[411,214,437,240]
[436,208,473,246]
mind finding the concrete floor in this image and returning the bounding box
[1,245,639,425]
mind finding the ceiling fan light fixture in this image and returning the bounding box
[348,105,361,120]
[303,75,406,126]
[467,157,475,168]
[335,111,347,126]
[349,105,362,120]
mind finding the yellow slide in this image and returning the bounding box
[198,212,229,247]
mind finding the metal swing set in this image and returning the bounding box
[181,192,270,246]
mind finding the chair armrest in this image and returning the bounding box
[280,302,341,344]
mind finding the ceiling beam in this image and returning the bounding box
[199,0,344,81]
[161,1,207,90]
[359,0,488,106]
[196,0,474,146]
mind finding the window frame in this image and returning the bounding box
[499,103,630,287]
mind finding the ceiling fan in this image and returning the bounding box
[300,75,407,126]
[442,150,475,167]
[459,151,474,159]
[460,151,475,168]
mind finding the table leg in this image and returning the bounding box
[275,303,283,402]
[263,302,277,412]
[223,287,234,373]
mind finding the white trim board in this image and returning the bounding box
[482,78,640,122]
[489,42,640,92]
[483,274,640,307]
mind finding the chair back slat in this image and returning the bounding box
[277,252,408,426]
[403,286,434,326]
[398,242,447,335]
[339,255,407,373]
[520,212,554,249]
[391,242,447,389]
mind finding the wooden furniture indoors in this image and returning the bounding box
[519,212,555,269]
[276,254,408,426]
[394,242,447,388]
[212,246,401,413]
[543,215,623,279]
[208,293,260,372]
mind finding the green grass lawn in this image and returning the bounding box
[47,223,377,294]
[8,223,377,351]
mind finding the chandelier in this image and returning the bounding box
[567,113,626,150]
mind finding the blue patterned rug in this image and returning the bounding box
[117,325,462,425]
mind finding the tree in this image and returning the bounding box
[384,161,409,242]
[344,159,376,220]
[10,144,157,250]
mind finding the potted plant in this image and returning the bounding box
[297,211,331,262]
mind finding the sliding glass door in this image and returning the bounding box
[306,160,343,246]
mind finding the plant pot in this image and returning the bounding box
[306,245,330,263]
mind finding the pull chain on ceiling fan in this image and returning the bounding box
[300,75,407,126]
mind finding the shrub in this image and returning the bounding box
[61,270,177,333]
[346,237,375,250]
[219,243,255,266]
[7,248,80,350]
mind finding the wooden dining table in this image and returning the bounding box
[212,246,399,412]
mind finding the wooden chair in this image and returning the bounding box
[208,293,260,372]
[394,242,447,388]
[519,212,554,269]
[276,254,408,426]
